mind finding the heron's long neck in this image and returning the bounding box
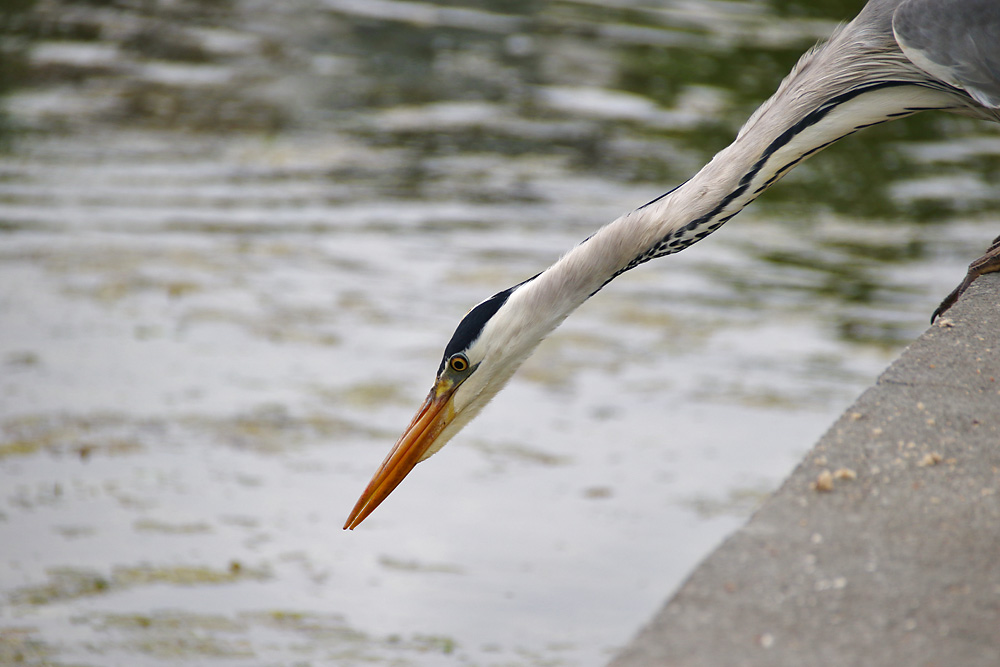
[519,78,957,334]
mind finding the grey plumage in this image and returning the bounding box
[894,0,1000,107]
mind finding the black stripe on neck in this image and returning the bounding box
[693,80,914,229]
[610,80,921,279]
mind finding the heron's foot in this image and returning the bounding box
[931,234,1000,322]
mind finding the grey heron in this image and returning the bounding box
[344,0,1000,530]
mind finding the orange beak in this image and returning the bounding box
[343,382,457,529]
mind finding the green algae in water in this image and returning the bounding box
[11,563,270,606]
[132,518,213,534]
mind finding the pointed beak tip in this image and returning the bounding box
[342,385,458,530]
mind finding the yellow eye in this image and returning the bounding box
[449,354,469,373]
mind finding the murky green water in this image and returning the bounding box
[1,0,997,665]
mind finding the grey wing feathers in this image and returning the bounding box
[893,0,1000,107]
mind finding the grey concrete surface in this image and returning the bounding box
[610,272,1000,667]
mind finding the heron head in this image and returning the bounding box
[344,279,541,529]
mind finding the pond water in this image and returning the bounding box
[1,0,998,665]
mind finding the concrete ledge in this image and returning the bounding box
[610,272,1000,667]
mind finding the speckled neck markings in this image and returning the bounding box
[609,80,957,285]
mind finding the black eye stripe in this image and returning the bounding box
[437,273,540,374]
[439,289,512,369]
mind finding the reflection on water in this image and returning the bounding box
[1,0,998,665]
[0,0,35,146]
